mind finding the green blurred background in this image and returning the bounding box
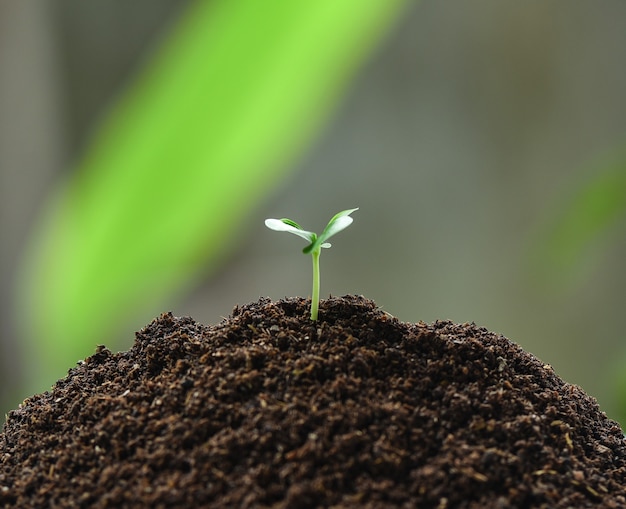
[1,0,626,424]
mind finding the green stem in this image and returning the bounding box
[310,249,320,320]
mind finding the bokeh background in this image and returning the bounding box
[1,1,625,424]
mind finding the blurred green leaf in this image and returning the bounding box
[531,142,626,289]
[17,0,408,391]
[611,349,626,427]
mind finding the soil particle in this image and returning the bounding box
[1,296,625,508]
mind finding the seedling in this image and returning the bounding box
[265,208,358,321]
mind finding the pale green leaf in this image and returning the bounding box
[303,208,358,254]
[265,218,316,243]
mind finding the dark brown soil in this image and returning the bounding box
[1,296,625,508]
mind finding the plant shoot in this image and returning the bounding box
[265,208,358,320]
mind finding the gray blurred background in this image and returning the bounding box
[2,1,626,421]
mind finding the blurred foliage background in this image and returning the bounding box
[1,0,626,425]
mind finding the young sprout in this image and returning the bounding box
[265,208,358,321]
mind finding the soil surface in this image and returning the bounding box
[1,296,625,508]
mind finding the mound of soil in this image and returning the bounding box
[1,296,625,508]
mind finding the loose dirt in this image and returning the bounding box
[1,296,625,507]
